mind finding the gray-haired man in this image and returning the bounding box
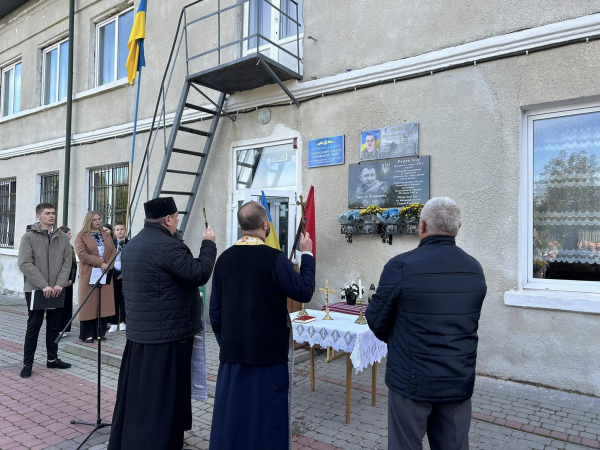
[366,197,487,450]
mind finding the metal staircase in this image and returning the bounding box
[128,0,302,238]
[152,85,227,235]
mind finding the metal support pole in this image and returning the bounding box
[296,1,300,74]
[256,0,260,56]
[62,0,75,226]
[184,10,189,76]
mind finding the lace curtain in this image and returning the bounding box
[533,111,600,279]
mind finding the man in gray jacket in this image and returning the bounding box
[18,203,72,378]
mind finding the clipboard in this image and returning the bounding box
[30,290,65,310]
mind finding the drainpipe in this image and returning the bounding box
[62,0,75,226]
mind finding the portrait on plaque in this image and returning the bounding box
[359,123,419,162]
[348,156,430,208]
[359,130,381,161]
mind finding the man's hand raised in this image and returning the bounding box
[203,226,216,243]
[299,232,313,253]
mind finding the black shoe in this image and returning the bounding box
[47,359,71,369]
[20,365,32,378]
[100,336,107,341]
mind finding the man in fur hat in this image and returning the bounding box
[109,197,217,450]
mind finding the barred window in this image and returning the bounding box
[0,178,17,249]
[40,173,59,213]
[88,165,129,226]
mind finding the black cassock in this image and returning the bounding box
[209,251,315,450]
[108,338,194,450]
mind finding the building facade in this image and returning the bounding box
[1,0,600,395]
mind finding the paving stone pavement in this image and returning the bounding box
[0,294,598,450]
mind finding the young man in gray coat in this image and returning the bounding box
[18,203,73,378]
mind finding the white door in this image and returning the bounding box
[240,189,297,257]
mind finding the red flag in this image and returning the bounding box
[305,185,316,259]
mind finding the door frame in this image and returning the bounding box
[229,136,302,249]
[243,189,297,255]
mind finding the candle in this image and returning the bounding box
[358,279,362,299]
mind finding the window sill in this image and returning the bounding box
[504,289,600,314]
[0,248,18,256]
[0,78,130,125]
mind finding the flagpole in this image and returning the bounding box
[126,68,142,232]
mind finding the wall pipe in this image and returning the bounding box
[62,0,75,226]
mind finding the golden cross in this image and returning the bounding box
[296,194,307,234]
[319,280,336,320]
[319,280,335,301]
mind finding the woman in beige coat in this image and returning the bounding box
[75,211,116,342]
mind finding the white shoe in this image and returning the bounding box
[119,323,126,331]
[61,332,68,338]
[108,325,118,333]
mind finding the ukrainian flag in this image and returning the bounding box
[126,0,147,85]
[261,191,280,250]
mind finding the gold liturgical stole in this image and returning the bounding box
[234,236,266,246]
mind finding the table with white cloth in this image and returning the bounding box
[290,309,388,423]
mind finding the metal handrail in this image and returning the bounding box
[128,0,303,229]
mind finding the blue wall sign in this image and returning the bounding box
[308,135,345,168]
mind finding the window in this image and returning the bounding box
[96,8,134,86]
[42,38,69,105]
[40,173,60,212]
[1,62,21,117]
[235,144,297,190]
[0,178,17,249]
[88,165,129,226]
[243,0,303,70]
[527,106,600,292]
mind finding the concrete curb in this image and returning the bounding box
[63,342,123,368]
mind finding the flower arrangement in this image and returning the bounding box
[400,203,424,220]
[359,205,386,216]
[338,211,361,224]
[340,282,364,306]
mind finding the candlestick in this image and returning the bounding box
[355,279,367,325]
[297,302,308,318]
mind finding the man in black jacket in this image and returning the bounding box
[366,197,487,450]
[108,197,217,450]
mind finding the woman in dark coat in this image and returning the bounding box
[58,226,77,336]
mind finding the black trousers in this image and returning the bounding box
[388,389,471,450]
[59,286,74,332]
[110,276,126,325]
[23,292,62,366]
[79,318,108,340]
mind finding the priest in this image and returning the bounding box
[209,201,315,450]
[108,197,217,450]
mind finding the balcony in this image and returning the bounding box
[182,0,302,100]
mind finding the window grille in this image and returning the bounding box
[0,178,16,248]
[88,165,129,226]
[40,173,59,213]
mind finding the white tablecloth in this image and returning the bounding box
[290,309,387,373]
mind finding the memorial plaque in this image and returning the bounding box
[348,156,430,208]
[308,135,345,168]
[359,123,418,162]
